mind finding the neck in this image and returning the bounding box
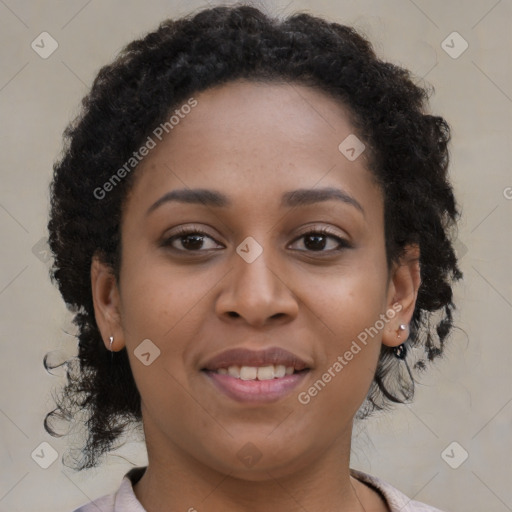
[133,423,376,512]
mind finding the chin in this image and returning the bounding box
[200,441,311,482]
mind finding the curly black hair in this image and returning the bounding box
[45,4,463,471]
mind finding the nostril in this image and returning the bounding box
[227,311,240,318]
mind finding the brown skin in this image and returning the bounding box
[91,80,420,512]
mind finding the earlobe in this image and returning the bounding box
[382,244,421,348]
[90,255,125,352]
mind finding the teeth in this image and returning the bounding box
[274,365,286,378]
[240,366,258,380]
[220,364,296,380]
[256,365,275,380]
[227,366,239,378]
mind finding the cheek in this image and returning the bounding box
[118,265,206,428]
[116,268,185,396]
[299,255,389,342]
[294,256,388,405]
[295,289,384,434]
[119,255,207,342]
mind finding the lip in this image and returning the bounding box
[201,346,311,371]
[203,369,310,403]
[200,346,312,404]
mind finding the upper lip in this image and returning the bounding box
[201,347,311,371]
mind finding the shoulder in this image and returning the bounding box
[350,468,446,512]
[71,492,115,512]
[71,466,147,512]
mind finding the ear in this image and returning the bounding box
[382,244,421,348]
[90,254,125,352]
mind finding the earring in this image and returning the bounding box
[109,336,114,363]
[394,324,408,359]
[396,324,407,339]
[393,343,407,359]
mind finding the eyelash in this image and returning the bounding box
[162,226,352,255]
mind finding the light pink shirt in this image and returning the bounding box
[72,466,445,511]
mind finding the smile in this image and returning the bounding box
[200,346,312,403]
[215,364,297,380]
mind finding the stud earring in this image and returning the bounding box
[393,324,408,359]
[109,336,114,351]
[396,324,407,339]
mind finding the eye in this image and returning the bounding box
[162,227,223,252]
[162,226,351,254]
[289,227,351,253]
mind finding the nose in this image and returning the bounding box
[215,247,299,328]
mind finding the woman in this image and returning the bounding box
[46,5,462,511]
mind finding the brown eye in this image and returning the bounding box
[289,228,351,253]
[163,228,223,252]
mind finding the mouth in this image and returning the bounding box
[206,364,308,380]
[200,347,311,403]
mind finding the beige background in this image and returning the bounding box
[0,0,511,511]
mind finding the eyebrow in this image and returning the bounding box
[146,186,365,216]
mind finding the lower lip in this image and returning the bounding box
[202,370,309,403]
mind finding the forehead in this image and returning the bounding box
[124,80,381,218]
[166,80,357,163]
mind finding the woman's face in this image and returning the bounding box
[93,80,417,479]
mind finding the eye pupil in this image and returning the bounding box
[182,234,204,250]
[304,234,327,251]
